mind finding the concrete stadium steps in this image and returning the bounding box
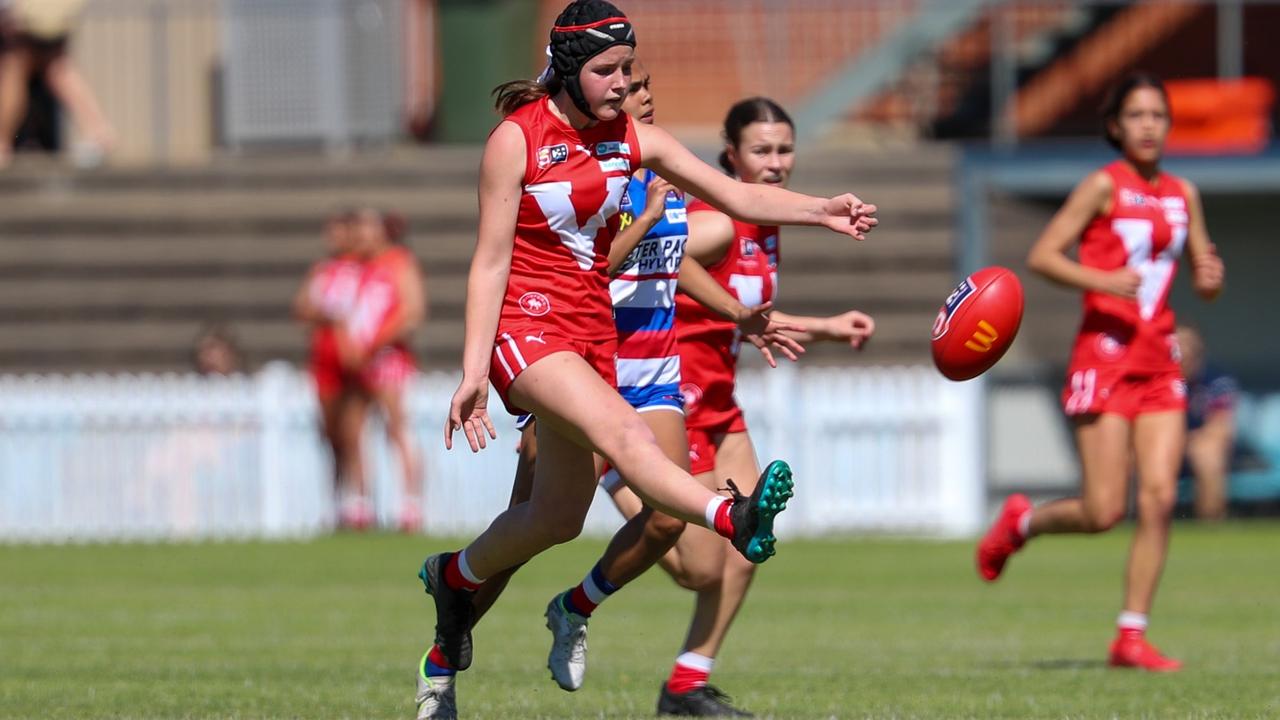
[0,145,957,372]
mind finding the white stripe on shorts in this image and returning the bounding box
[494,342,516,381]
[504,333,529,370]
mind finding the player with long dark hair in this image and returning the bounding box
[977,73,1225,671]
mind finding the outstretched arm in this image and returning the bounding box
[677,258,804,366]
[769,309,875,349]
[635,122,878,240]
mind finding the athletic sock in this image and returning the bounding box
[562,562,619,619]
[707,496,734,538]
[443,549,482,592]
[1117,611,1149,636]
[666,652,715,694]
[424,644,455,677]
[1016,508,1033,540]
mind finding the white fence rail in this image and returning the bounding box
[0,364,982,543]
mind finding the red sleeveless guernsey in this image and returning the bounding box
[499,97,641,340]
[675,198,779,430]
[1069,160,1189,374]
[488,98,641,414]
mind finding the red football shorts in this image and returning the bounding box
[362,345,416,394]
[310,331,345,401]
[489,328,618,416]
[1062,366,1186,419]
[685,415,749,476]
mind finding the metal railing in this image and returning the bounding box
[0,364,983,543]
[71,0,406,163]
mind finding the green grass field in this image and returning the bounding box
[3,523,1278,719]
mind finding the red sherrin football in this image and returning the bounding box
[930,266,1024,381]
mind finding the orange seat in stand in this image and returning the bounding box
[1165,77,1275,154]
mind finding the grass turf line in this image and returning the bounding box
[2,523,1278,719]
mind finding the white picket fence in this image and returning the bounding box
[0,363,983,542]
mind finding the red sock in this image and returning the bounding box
[666,658,712,694]
[427,644,452,671]
[1119,627,1144,640]
[443,552,481,591]
[712,499,735,539]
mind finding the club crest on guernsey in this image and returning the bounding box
[519,292,552,317]
[931,278,976,341]
[537,144,569,169]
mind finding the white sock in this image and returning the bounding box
[675,651,715,673]
[455,549,483,585]
[704,496,729,531]
[1117,611,1148,632]
[1017,509,1033,540]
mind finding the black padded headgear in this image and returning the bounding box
[549,0,635,119]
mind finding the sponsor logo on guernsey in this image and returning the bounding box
[594,141,631,157]
[930,277,976,340]
[1173,378,1187,398]
[537,144,569,169]
[664,207,687,225]
[1161,196,1188,225]
[518,291,552,317]
[597,157,631,174]
[740,238,757,258]
[764,234,778,252]
[1120,189,1152,208]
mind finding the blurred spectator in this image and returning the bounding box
[1178,325,1239,521]
[0,0,115,168]
[193,323,244,377]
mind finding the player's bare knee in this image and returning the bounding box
[540,513,586,546]
[1139,485,1177,518]
[603,416,661,471]
[645,511,686,544]
[674,565,722,593]
[1085,505,1125,533]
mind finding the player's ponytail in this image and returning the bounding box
[1101,72,1168,151]
[719,97,794,176]
[493,75,564,117]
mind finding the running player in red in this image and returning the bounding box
[342,208,427,532]
[415,2,877,717]
[977,73,1225,671]
[293,210,365,528]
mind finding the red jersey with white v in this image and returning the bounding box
[308,254,363,360]
[348,246,414,352]
[310,255,363,324]
[1070,160,1189,373]
[675,200,779,429]
[501,98,642,341]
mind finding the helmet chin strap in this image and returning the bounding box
[563,71,597,121]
